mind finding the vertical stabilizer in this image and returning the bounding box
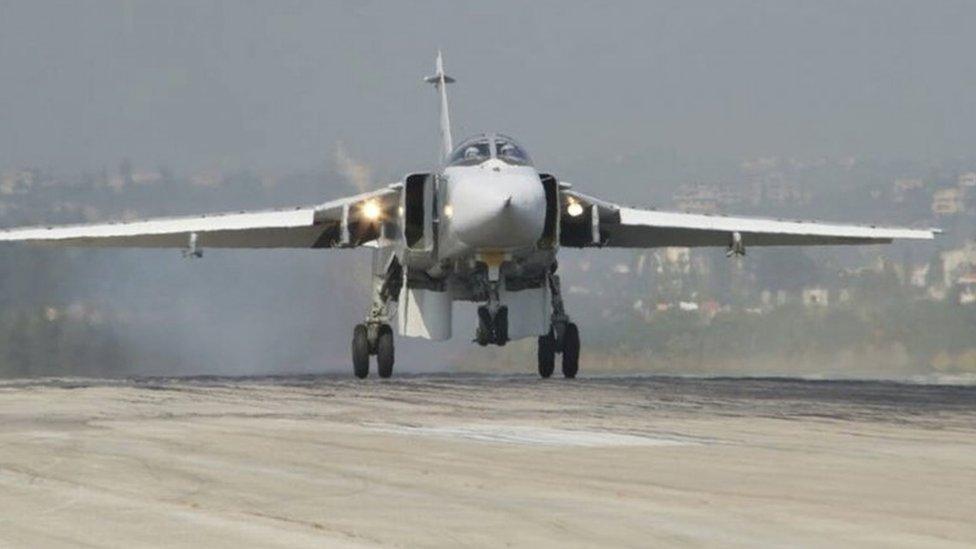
[424,51,455,163]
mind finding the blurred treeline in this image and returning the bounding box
[586,300,976,376]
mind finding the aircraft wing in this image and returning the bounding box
[0,186,399,249]
[560,189,939,249]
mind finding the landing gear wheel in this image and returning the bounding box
[537,330,555,378]
[376,324,395,379]
[495,306,508,346]
[352,324,369,379]
[561,323,580,379]
[476,306,491,346]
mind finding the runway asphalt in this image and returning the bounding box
[0,374,974,547]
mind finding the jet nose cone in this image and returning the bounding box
[450,175,546,250]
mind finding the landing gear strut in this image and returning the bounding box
[352,248,399,379]
[475,273,509,346]
[537,272,580,379]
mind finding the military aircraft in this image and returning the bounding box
[0,53,939,379]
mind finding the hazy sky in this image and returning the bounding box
[1,1,974,174]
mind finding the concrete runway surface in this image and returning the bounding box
[0,374,974,548]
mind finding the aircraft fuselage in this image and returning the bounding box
[438,161,547,260]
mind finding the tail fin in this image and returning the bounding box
[424,51,455,163]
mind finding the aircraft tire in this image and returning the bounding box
[561,323,580,379]
[376,325,395,379]
[537,330,555,378]
[476,306,491,346]
[352,324,370,379]
[496,306,508,346]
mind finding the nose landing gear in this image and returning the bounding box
[476,305,508,346]
[474,272,509,346]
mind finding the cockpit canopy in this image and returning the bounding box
[447,134,533,167]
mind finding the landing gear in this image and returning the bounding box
[376,324,395,379]
[351,322,395,379]
[537,271,581,379]
[351,247,400,379]
[474,265,508,346]
[476,305,508,346]
[561,322,580,379]
[536,322,579,379]
[537,329,555,378]
[352,324,370,379]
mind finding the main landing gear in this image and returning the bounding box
[352,322,394,379]
[352,248,400,379]
[536,272,580,379]
[537,322,580,379]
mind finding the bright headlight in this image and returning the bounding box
[566,200,584,217]
[361,200,382,221]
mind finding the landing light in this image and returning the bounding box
[443,204,453,219]
[362,200,382,221]
[566,200,584,217]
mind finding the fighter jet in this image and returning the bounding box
[0,53,939,379]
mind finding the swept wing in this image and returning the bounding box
[0,187,399,249]
[560,189,938,249]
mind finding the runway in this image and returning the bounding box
[0,374,974,547]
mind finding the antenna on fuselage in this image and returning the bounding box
[424,51,455,164]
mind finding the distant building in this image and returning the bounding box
[955,269,976,304]
[760,289,792,307]
[957,268,976,286]
[892,178,924,203]
[802,287,829,307]
[959,172,976,188]
[673,182,762,213]
[663,247,690,265]
[837,288,853,304]
[700,300,721,318]
[761,179,809,205]
[740,156,781,174]
[932,188,965,215]
[959,287,976,305]
[910,264,930,288]
[673,183,720,213]
[941,242,976,287]
[130,170,164,185]
[190,170,222,187]
[0,170,36,195]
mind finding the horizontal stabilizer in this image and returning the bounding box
[424,74,455,84]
